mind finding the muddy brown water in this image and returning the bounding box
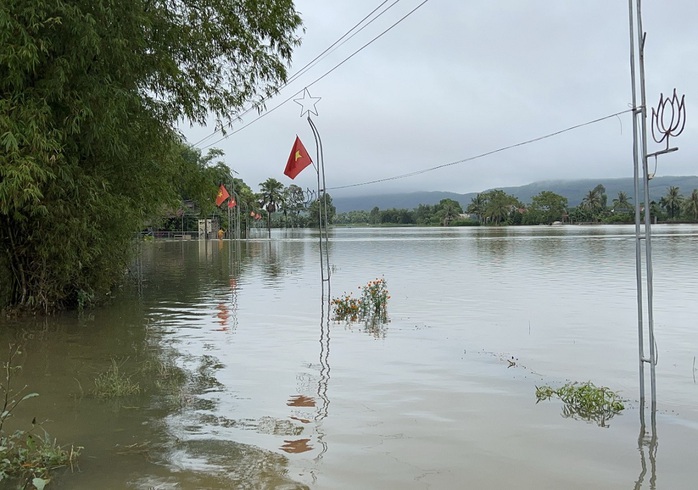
[2,225,697,489]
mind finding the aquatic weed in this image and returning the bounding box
[536,381,625,427]
[92,358,141,398]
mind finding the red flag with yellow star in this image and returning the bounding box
[284,136,313,179]
[215,184,230,206]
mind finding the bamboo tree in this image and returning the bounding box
[0,0,303,311]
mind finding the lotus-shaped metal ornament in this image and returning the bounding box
[651,88,686,150]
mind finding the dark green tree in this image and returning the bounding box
[682,189,698,221]
[466,194,486,223]
[435,199,463,226]
[526,191,568,225]
[308,194,336,228]
[281,184,307,227]
[258,178,285,238]
[612,191,633,213]
[580,185,607,222]
[0,0,302,311]
[369,206,381,225]
[660,186,683,220]
[481,190,521,225]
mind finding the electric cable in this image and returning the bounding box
[197,0,431,150]
[191,0,404,148]
[328,109,635,190]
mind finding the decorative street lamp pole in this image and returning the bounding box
[294,88,331,282]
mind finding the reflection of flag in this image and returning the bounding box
[284,136,312,179]
[228,198,236,209]
[215,184,230,206]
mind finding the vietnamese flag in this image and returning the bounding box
[284,136,313,179]
[228,198,236,209]
[215,184,230,206]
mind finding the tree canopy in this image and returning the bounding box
[0,0,303,311]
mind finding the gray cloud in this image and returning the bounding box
[182,0,697,197]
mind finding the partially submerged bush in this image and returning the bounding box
[0,345,81,488]
[332,278,389,326]
[536,381,625,427]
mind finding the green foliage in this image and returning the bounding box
[92,359,141,398]
[683,189,698,221]
[536,381,625,427]
[281,184,308,227]
[524,191,568,225]
[0,0,303,312]
[0,346,80,487]
[660,186,683,220]
[307,193,336,228]
[466,190,522,225]
[332,278,389,326]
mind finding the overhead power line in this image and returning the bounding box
[191,0,408,148]
[328,109,635,190]
[197,0,431,150]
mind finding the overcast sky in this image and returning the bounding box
[180,0,697,197]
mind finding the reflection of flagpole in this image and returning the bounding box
[314,281,331,461]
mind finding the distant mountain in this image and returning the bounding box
[332,176,698,212]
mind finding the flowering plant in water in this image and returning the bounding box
[359,278,389,324]
[330,294,361,323]
[332,278,389,326]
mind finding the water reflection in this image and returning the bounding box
[635,410,658,489]
[281,285,332,458]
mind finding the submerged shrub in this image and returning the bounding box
[332,278,390,326]
[536,381,625,427]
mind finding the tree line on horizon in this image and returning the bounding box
[334,184,698,226]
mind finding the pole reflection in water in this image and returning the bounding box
[314,282,331,460]
[635,407,658,489]
[281,282,331,460]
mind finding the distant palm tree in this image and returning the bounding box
[484,190,513,225]
[580,189,601,220]
[258,178,285,238]
[441,202,460,226]
[466,194,486,223]
[682,189,698,221]
[612,191,632,213]
[660,186,683,220]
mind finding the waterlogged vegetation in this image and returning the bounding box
[332,278,390,331]
[92,359,142,399]
[535,381,625,427]
[0,346,80,489]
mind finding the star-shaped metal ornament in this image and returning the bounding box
[294,88,321,118]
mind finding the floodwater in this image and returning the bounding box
[2,225,698,489]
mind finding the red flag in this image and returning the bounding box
[284,136,313,179]
[215,184,230,206]
[228,198,236,209]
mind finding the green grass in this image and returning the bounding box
[92,359,141,398]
